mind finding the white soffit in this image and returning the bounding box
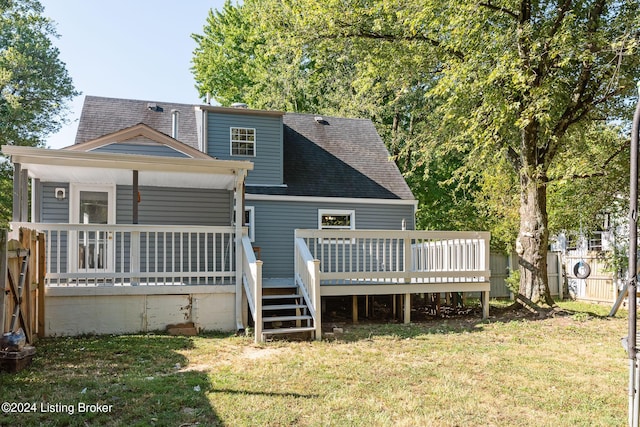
[2,146,249,190]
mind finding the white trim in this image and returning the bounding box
[69,183,116,224]
[245,184,288,188]
[244,206,255,242]
[246,193,417,207]
[230,127,256,157]
[69,183,116,274]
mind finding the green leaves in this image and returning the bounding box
[191,0,640,261]
[0,0,78,147]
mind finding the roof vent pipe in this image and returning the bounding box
[231,102,248,109]
[171,109,180,139]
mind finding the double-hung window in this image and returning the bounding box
[230,127,256,156]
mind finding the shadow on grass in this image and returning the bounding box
[0,334,222,426]
[209,388,319,399]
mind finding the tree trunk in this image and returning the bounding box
[516,169,554,306]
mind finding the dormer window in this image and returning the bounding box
[230,127,256,156]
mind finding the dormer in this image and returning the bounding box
[197,104,284,186]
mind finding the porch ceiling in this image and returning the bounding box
[2,146,253,190]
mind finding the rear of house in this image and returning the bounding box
[2,96,491,341]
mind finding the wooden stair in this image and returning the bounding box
[261,284,316,340]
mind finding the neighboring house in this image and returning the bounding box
[2,96,491,341]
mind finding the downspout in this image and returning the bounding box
[235,169,248,331]
[628,81,640,427]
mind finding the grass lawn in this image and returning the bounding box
[0,300,630,426]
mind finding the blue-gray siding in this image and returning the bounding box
[40,183,231,226]
[116,186,231,225]
[247,199,415,278]
[206,113,283,185]
[91,142,190,158]
[38,182,232,274]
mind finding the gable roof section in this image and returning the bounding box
[276,114,415,200]
[75,95,199,149]
[75,96,415,201]
[65,123,212,159]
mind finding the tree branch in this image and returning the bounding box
[547,140,629,182]
[326,23,466,60]
[478,1,519,20]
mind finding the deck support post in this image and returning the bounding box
[392,295,397,319]
[404,293,411,324]
[482,290,490,319]
[352,295,358,323]
[365,295,369,318]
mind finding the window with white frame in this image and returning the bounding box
[230,127,256,156]
[244,206,255,242]
[318,210,355,230]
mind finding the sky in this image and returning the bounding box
[39,0,227,149]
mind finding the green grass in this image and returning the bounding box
[0,301,631,426]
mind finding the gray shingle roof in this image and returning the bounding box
[74,96,414,201]
[74,96,199,149]
[279,114,414,200]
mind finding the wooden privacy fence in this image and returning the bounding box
[1,228,45,344]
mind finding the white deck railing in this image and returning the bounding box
[11,223,236,286]
[294,237,321,340]
[295,229,490,285]
[295,229,491,320]
[241,234,263,342]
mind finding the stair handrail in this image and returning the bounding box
[241,235,262,342]
[294,236,321,340]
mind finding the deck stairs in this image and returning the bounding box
[260,281,317,340]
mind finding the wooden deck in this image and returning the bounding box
[293,229,491,340]
[11,224,490,342]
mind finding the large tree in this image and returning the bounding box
[193,0,640,305]
[0,0,78,226]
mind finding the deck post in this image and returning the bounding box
[482,290,490,319]
[352,295,358,323]
[254,260,263,343]
[312,259,321,340]
[404,293,411,324]
[130,231,140,285]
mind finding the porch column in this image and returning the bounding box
[132,170,139,224]
[20,169,28,222]
[12,162,21,222]
[234,170,247,330]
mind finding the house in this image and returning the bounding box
[2,96,491,341]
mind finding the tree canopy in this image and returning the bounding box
[0,0,78,226]
[193,0,640,304]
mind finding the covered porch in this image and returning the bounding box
[2,145,255,334]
